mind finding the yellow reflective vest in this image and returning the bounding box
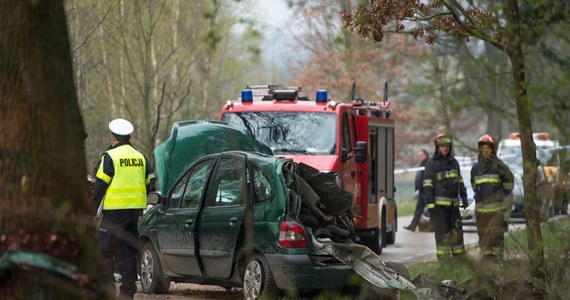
[96,144,148,210]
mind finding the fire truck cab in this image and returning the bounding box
[218,85,396,254]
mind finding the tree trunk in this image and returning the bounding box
[0,0,105,298]
[505,0,546,284]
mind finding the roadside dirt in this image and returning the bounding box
[134,282,242,299]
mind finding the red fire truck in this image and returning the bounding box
[218,84,396,254]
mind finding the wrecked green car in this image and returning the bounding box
[139,121,409,298]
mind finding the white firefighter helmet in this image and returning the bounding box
[109,118,134,136]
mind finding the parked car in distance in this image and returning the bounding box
[500,146,568,221]
[138,121,361,299]
[459,163,476,225]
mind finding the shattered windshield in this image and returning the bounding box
[221,111,337,155]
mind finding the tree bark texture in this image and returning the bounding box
[505,0,546,283]
[0,0,105,298]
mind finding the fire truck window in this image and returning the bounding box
[342,113,352,152]
[221,111,337,155]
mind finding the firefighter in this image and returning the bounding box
[470,134,514,260]
[423,132,469,259]
[92,118,156,299]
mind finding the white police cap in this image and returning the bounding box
[109,118,134,136]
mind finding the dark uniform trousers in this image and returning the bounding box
[431,206,466,258]
[475,210,505,258]
[99,209,142,298]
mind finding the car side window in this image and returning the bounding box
[251,165,272,204]
[168,172,190,209]
[182,159,214,209]
[206,157,244,207]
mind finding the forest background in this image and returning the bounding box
[66,0,570,173]
[0,1,567,297]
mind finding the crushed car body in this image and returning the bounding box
[139,120,418,299]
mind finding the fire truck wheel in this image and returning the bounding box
[386,231,396,245]
[380,214,387,247]
[386,216,396,245]
[370,225,386,254]
[372,229,384,255]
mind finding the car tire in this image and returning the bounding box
[385,261,411,281]
[386,216,396,245]
[243,253,279,300]
[140,241,171,294]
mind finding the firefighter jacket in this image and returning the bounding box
[94,142,156,210]
[470,154,514,213]
[423,152,467,209]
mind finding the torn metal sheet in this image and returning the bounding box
[311,236,438,299]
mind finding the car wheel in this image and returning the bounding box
[386,216,396,245]
[385,261,411,281]
[140,241,170,294]
[243,253,279,300]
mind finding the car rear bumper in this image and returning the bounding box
[264,253,357,290]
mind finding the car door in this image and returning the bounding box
[197,153,247,278]
[158,158,215,276]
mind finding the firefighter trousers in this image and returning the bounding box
[475,210,505,259]
[430,205,466,258]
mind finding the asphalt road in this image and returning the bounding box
[371,215,526,264]
[133,215,527,299]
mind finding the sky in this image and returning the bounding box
[249,0,297,82]
[254,0,292,29]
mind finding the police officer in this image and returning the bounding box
[423,132,468,259]
[93,118,156,299]
[471,134,514,260]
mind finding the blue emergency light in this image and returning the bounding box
[316,90,328,103]
[241,89,253,102]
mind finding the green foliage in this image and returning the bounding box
[408,260,472,283]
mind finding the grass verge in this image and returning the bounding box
[406,217,570,299]
[397,199,416,217]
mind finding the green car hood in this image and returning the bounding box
[155,120,272,194]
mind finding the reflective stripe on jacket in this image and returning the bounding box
[422,152,467,209]
[97,144,148,210]
[471,154,514,207]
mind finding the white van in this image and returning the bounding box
[497,132,559,165]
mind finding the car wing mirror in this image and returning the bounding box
[147,192,162,205]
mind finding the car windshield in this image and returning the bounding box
[221,111,337,155]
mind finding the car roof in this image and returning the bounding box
[154,120,273,194]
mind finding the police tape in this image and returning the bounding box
[394,166,424,175]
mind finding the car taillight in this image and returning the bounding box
[278,221,307,248]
